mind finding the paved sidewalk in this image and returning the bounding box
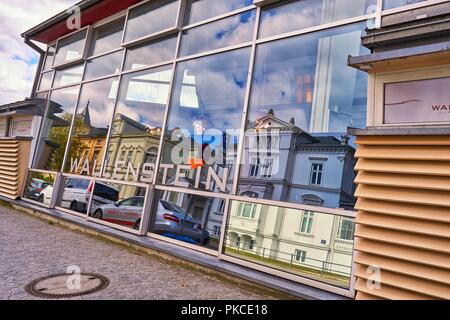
[0,204,268,300]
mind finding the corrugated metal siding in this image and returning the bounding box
[353,135,450,300]
[0,139,30,199]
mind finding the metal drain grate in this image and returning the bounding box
[25,273,109,299]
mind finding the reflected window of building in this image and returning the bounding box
[236,202,257,219]
[148,190,224,250]
[124,36,177,71]
[102,65,172,183]
[123,0,179,43]
[294,249,307,263]
[53,64,84,87]
[310,162,324,185]
[383,0,429,9]
[224,201,354,288]
[158,48,251,194]
[179,10,256,57]
[43,45,55,71]
[300,211,314,234]
[337,218,355,240]
[33,86,80,172]
[54,29,87,66]
[84,50,123,81]
[89,18,125,56]
[22,171,56,205]
[184,0,253,25]
[64,77,119,176]
[38,71,54,91]
[88,180,147,230]
[258,0,376,39]
[238,23,367,210]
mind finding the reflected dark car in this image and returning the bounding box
[25,178,52,202]
[153,200,210,245]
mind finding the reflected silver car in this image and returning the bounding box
[92,196,144,230]
[92,197,210,244]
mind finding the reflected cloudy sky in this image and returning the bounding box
[180,10,255,57]
[124,0,179,43]
[186,0,253,25]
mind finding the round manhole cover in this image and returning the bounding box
[25,273,109,299]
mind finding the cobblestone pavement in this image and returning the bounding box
[0,204,269,300]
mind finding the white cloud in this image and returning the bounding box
[0,0,77,104]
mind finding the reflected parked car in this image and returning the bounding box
[91,197,210,244]
[25,178,52,202]
[153,200,210,245]
[42,178,119,213]
[91,196,144,230]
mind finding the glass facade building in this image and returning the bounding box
[22,0,444,297]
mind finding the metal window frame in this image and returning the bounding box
[217,197,357,298]
[20,168,58,209]
[121,0,183,48]
[84,176,151,235]
[52,26,92,70]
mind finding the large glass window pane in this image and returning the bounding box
[54,29,87,66]
[259,0,376,39]
[53,64,84,87]
[84,50,123,81]
[22,171,56,205]
[184,0,253,25]
[157,48,251,194]
[89,18,125,56]
[56,176,92,214]
[124,36,177,71]
[33,86,80,171]
[148,190,223,250]
[88,180,147,230]
[224,201,354,288]
[102,65,173,183]
[38,71,54,91]
[179,11,255,57]
[64,77,119,176]
[238,23,368,210]
[123,0,179,43]
[43,45,55,71]
[383,0,429,9]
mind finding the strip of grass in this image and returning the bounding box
[224,247,350,288]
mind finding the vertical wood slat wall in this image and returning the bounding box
[0,138,31,199]
[352,135,450,300]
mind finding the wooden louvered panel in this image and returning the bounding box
[354,134,450,300]
[355,158,450,176]
[356,135,450,146]
[0,148,19,153]
[0,139,31,199]
[355,198,450,223]
[355,184,450,208]
[356,171,450,191]
[355,278,433,300]
[354,238,450,270]
[0,174,18,182]
[355,145,450,161]
[356,211,450,238]
[355,264,450,299]
[355,251,450,285]
[355,224,449,254]
[355,291,382,300]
